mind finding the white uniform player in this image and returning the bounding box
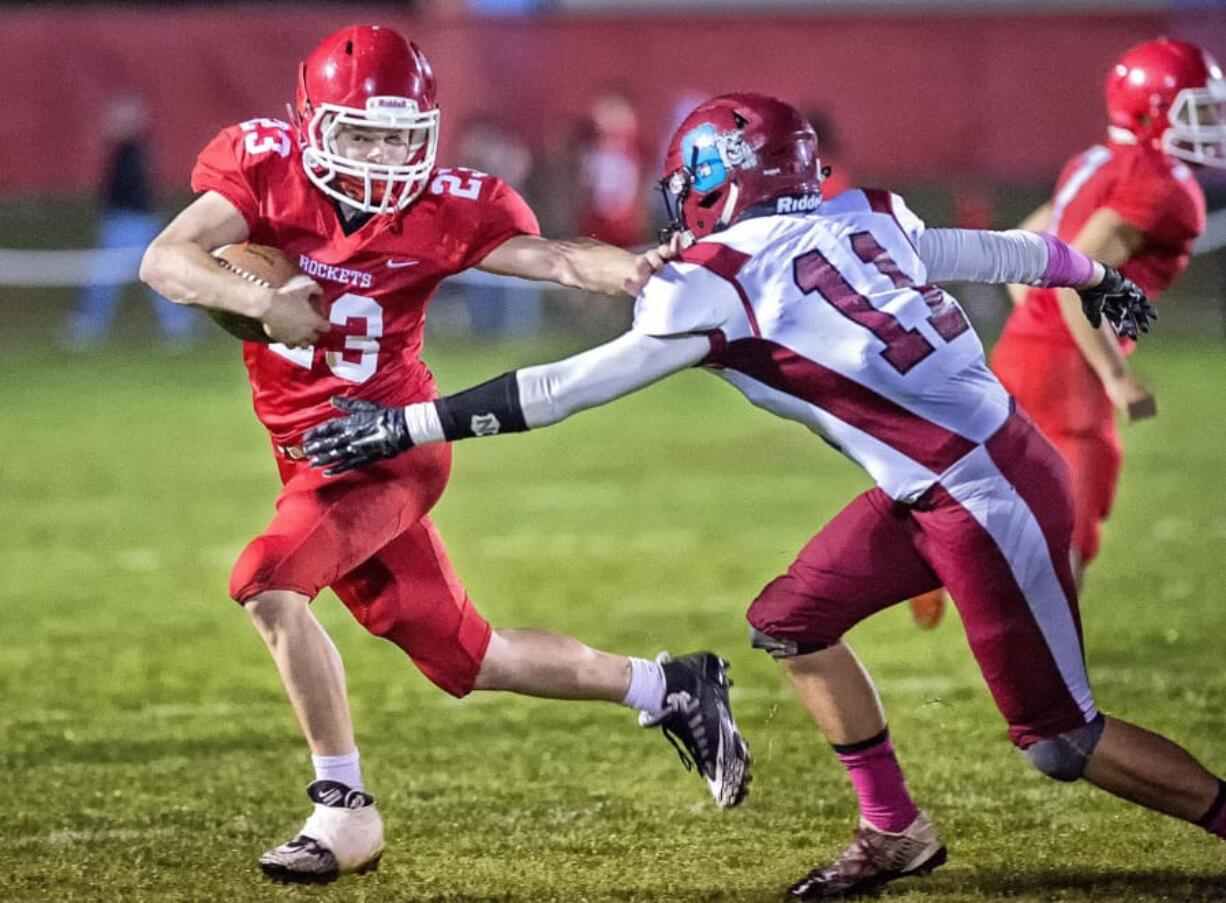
[305,95,1225,900]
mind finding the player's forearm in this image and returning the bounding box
[399,332,709,446]
[919,229,1104,289]
[551,239,641,296]
[1054,287,1131,385]
[140,240,269,317]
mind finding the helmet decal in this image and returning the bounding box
[660,93,823,239]
[679,123,757,193]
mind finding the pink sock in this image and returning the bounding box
[834,728,920,834]
[1197,780,1226,839]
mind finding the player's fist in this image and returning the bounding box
[625,231,693,296]
[1105,373,1157,422]
[1077,266,1157,340]
[262,274,331,348]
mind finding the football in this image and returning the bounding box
[208,243,302,342]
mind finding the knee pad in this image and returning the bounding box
[749,628,825,659]
[1022,714,1105,782]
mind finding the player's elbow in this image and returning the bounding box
[139,241,170,294]
[139,240,189,305]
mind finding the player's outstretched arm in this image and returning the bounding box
[476,233,684,297]
[1005,202,1052,307]
[304,331,710,475]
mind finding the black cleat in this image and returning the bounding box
[640,651,751,808]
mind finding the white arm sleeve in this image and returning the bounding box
[516,330,711,428]
[917,228,1050,286]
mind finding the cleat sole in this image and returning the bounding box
[259,851,382,885]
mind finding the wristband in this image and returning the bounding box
[1039,233,1096,288]
[433,372,528,441]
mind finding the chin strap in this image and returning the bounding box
[716,183,741,231]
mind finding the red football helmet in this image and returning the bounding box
[295,25,440,213]
[660,93,825,240]
[1106,37,1226,168]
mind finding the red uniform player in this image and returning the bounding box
[993,38,1223,584]
[141,24,749,884]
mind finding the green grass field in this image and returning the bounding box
[3,335,1225,902]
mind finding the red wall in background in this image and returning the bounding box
[4,5,1212,196]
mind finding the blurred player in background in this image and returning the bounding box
[992,38,1223,589]
[139,24,748,885]
[67,96,197,349]
[306,93,1226,900]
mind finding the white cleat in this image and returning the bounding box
[259,780,384,884]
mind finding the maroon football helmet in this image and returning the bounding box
[295,25,440,213]
[1106,38,1226,168]
[660,93,825,240]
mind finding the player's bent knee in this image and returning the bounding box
[1021,714,1106,782]
[244,590,311,632]
[749,627,826,659]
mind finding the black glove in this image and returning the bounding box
[303,397,414,476]
[1076,265,1157,340]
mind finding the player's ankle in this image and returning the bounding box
[311,749,363,792]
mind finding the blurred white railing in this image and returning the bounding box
[0,210,1221,288]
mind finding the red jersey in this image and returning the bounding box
[191,117,539,445]
[1000,141,1205,348]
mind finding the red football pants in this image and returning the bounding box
[747,411,1096,748]
[230,442,491,697]
[991,334,1122,564]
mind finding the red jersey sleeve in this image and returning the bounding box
[458,177,541,270]
[190,126,262,231]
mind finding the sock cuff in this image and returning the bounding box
[832,727,891,758]
[311,750,360,768]
[623,656,667,713]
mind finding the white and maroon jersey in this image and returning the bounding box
[632,189,1012,502]
[192,117,539,445]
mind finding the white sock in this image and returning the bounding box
[312,749,364,792]
[622,657,667,715]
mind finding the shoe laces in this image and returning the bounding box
[656,690,706,774]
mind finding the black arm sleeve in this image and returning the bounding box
[433,372,529,441]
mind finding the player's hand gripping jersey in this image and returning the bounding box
[192,118,539,445]
[1001,142,1204,350]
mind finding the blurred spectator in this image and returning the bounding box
[456,114,543,335]
[67,96,195,348]
[465,0,549,10]
[575,85,648,247]
[803,107,852,199]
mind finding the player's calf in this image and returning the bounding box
[259,780,384,884]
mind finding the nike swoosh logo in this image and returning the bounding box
[387,259,420,269]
